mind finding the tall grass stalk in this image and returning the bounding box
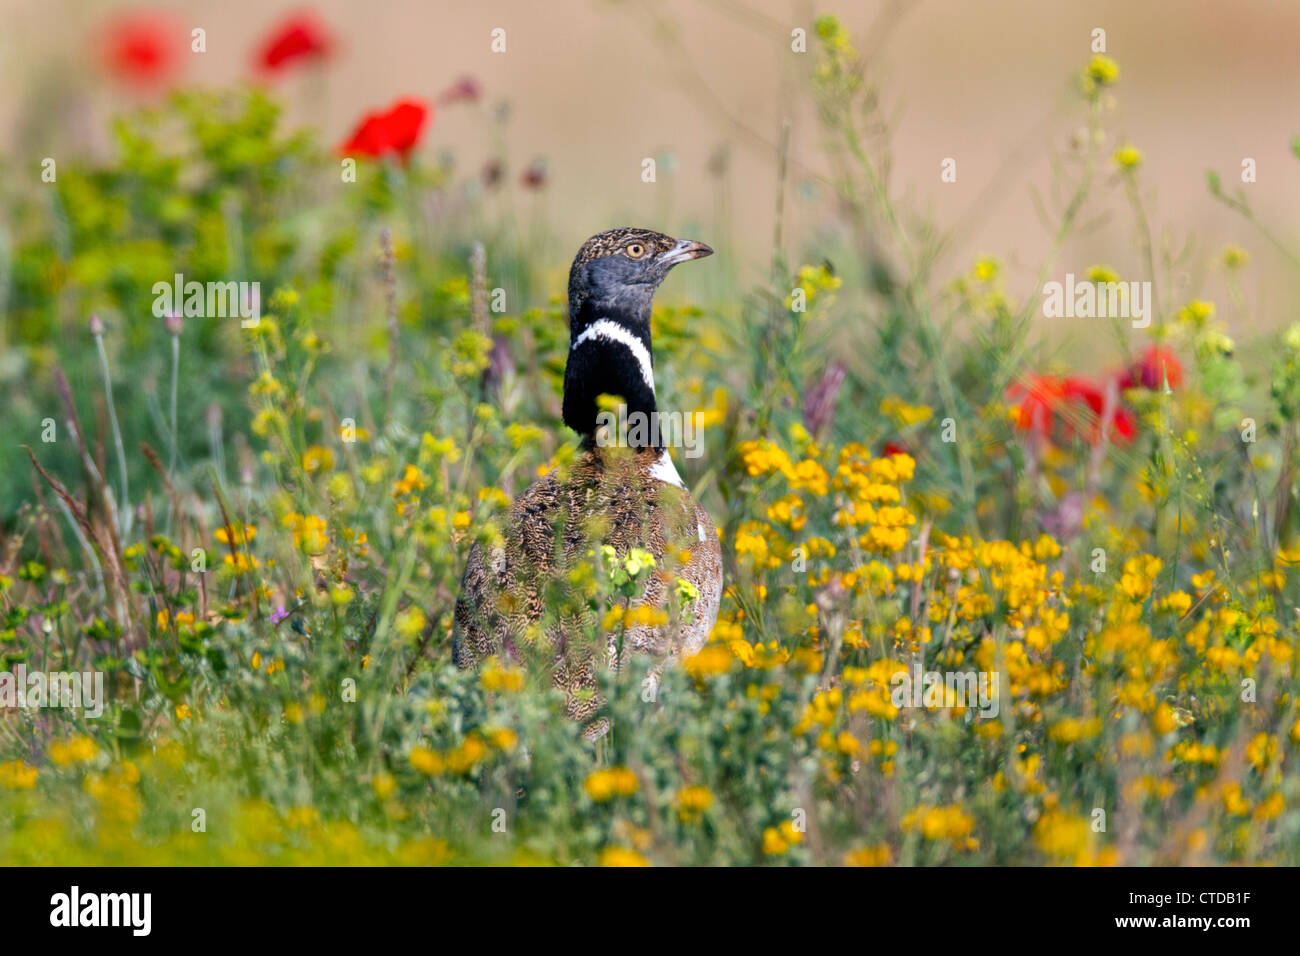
[91,319,131,536]
[169,329,180,476]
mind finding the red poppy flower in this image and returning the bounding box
[1007,374,1136,446]
[1119,345,1183,391]
[1063,377,1138,444]
[256,12,333,73]
[340,99,431,161]
[101,12,182,87]
[1007,374,1068,440]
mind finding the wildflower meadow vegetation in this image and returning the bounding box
[2,11,1300,867]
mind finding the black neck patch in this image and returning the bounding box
[562,306,658,446]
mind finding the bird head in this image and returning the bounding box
[568,227,713,326]
[562,227,713,446]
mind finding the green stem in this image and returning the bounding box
[94,332,130,535]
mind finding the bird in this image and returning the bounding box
[453,227,723,735]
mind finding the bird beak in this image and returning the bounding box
[661,238,714,266]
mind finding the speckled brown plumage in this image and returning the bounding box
[453,445,722,730]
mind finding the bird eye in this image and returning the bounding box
[625,242,646,259]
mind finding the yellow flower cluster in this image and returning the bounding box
[785,263,842,314]
[479,657,525,693]
[409,731,509,778]
[583,766,639,802]
[0,760,38,790]
[843,843,892,866]
[761,820,804,855]
[84,763,142,827]
[902,804,977,851]
[683,644,733,679]
[675,785,714,822]
[215,522,257,546]
[1081,53,1120,97]
[49,736,98,766]
[391,464,427,517]
[598,846,650,867]
[282,512,328,553]
[880,396,932,427]
[302,445,335,473]
[833,448,916,553]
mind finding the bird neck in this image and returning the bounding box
[562,299,660,448]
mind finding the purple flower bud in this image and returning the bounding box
[164,312,182,335]
[439,75,482,105]
[89,314,105,336]
[521,158,548,190]
[483,334,515,398]
[803,361,846,439]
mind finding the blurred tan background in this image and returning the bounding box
[3,0,1300,344]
